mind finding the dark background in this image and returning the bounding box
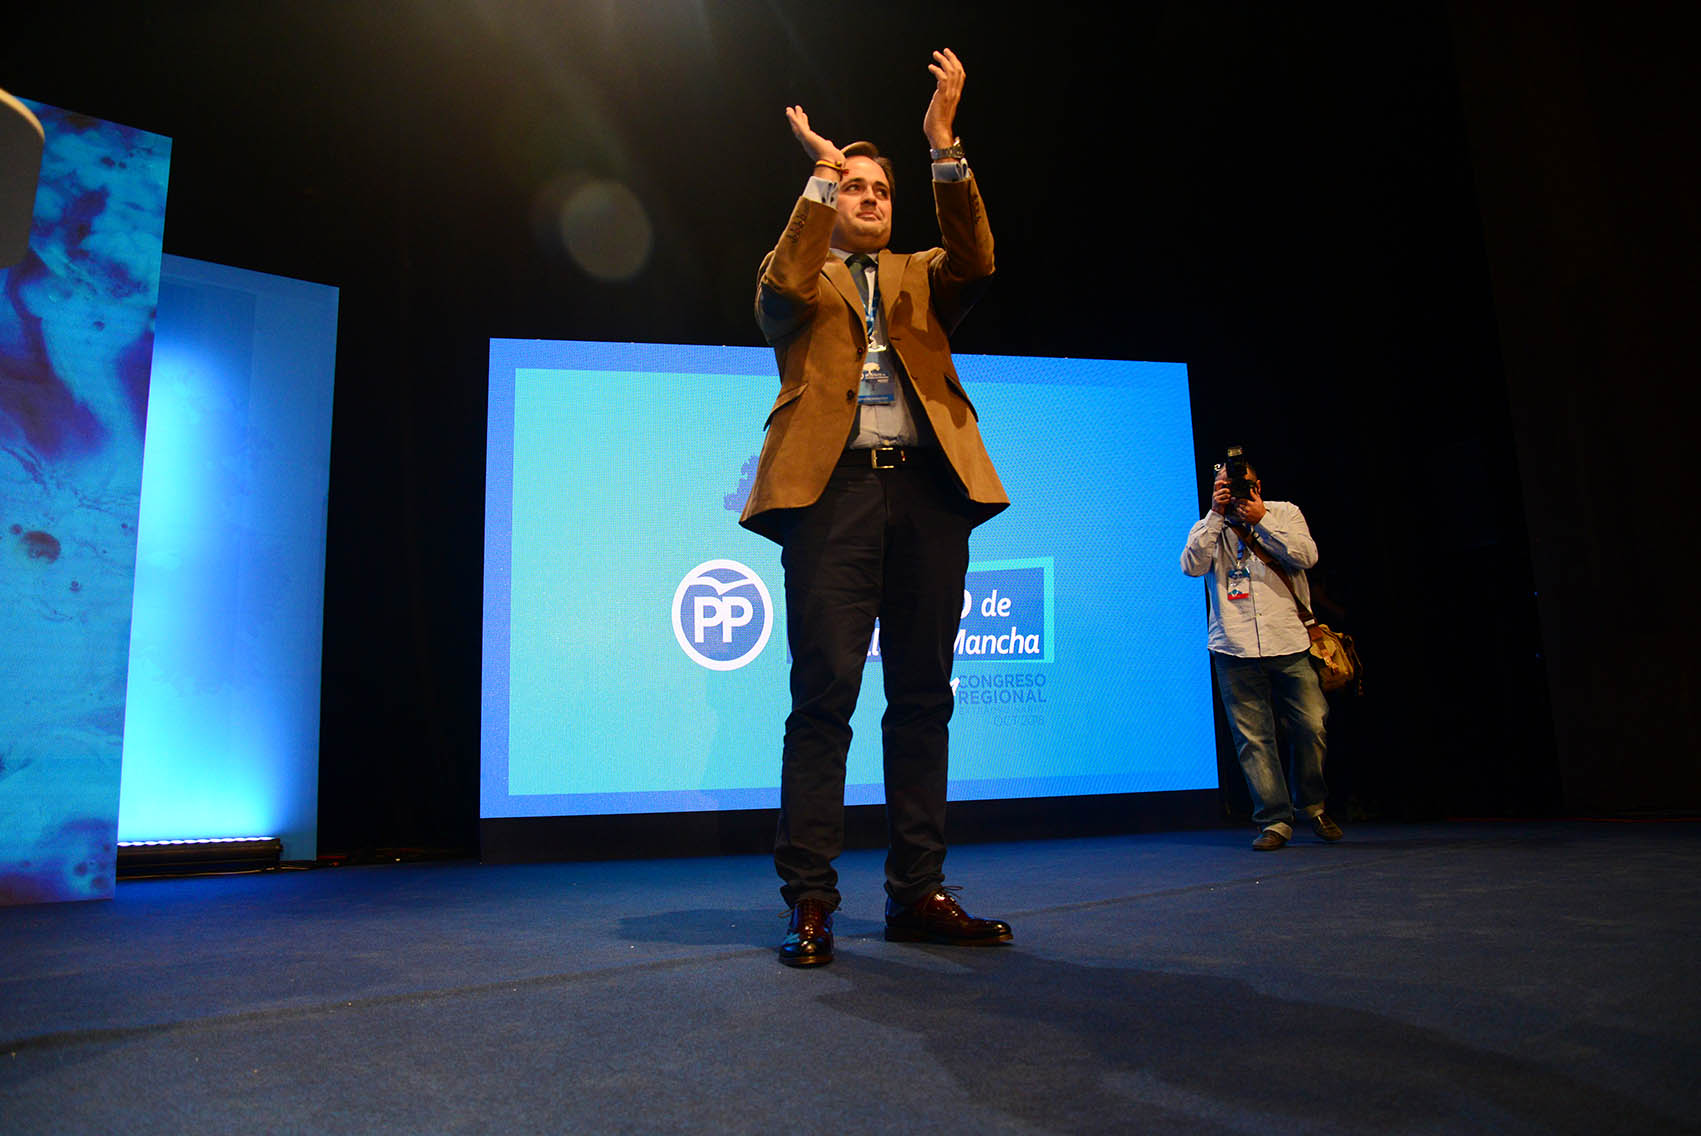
[6,1,1694,859]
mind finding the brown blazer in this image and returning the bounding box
[738,175,1010,543]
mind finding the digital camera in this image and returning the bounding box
[1222,445,1255,499]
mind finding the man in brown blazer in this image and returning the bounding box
[740,49,1013,967]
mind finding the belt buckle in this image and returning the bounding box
[870,445,903,469]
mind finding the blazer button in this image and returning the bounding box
[846,389,856,402]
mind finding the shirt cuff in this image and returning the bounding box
[931,160,971,182]
[804,175,838,205]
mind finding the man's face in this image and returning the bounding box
[831,156,892,253]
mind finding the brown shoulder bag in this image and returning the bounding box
[1229,522,1364,696]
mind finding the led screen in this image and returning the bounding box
[482,340,1212,820]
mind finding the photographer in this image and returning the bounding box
[1180,452,1343,851]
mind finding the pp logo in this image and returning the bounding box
[672,559,774,671]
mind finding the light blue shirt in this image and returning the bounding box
[803,163,972,449]
[1180,503,1320,658]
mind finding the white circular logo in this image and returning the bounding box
[672,559,774,670]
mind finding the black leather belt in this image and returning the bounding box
[842,445,923,469]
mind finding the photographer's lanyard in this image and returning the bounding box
[1226,534,1252,601]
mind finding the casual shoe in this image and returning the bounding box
[884,887,1013,946]
[1312,813,1345,842]
[779,899,835,967]
[1252,828,1288,851]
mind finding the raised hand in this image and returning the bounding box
[785,105,844,171]
[1210,467,1232,516]
[1233,482,1267,527]
[922,49,965,149]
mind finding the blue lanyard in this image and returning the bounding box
[859,265,878,338]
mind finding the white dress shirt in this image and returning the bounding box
[1180,502,1319,658]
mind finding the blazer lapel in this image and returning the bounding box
[875,249,902,327]
[821,258,865,330]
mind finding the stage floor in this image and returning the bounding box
[3,821,1697,1133]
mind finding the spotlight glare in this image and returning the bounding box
[559,178,653,281]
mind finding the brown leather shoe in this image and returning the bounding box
[1311,813,1345,842]
[884,887,1012,946]
[1252,828,1288,851]
[779,899,834,967]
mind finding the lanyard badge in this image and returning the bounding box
[1226,538,1251,601]
[858,345,896,405]
[856,267,895,405]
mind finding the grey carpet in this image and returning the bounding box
[2,821,1696,1133]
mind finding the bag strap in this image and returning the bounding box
[1226,519,1317,627]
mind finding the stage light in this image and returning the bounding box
[115,836,283,879]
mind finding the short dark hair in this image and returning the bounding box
[842,140,895,195]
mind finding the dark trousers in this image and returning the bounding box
[775,449,974,909]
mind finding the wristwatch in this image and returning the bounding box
[929,137,966,162]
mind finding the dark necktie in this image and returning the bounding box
[845,253,875,320]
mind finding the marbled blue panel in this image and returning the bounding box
[0,102,171,904]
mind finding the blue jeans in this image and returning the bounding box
[1211,650,1329,835]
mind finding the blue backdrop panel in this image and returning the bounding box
[483,340,1212,822]
[118,256,338,861]
[0,102,171,904]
